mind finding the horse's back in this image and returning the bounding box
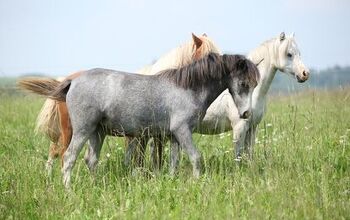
[66,68,175,135]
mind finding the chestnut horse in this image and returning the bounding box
[32,33,220,175]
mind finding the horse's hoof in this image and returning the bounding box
[234,156,242,162]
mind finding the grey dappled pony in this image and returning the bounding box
[24,53,259,188]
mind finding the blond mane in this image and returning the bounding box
[138,34,221,75]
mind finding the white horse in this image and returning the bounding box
[196,32,310,160]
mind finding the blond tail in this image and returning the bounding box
[17,77,71,102]
[35,98,61,143]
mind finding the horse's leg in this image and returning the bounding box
[156,136,164,170]
[136,136,147,167]
[151,135,163,171]
[46,142,60,177]
[244,124,257,159]
[57,102,72,168]
[84,127,106,173]
[233,120,249,161]
[149,138,156,169]
[124,136,138,167]
[62,129,90,188]
[172,125,201,177]
[169,136,180,176]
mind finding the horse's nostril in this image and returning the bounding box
[302,71,308,77]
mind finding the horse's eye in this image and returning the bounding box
[287,53,293,58]
[240,82,249,89]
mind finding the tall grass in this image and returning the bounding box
[0,88,349,219]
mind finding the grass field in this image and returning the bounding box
[0,86,349,219]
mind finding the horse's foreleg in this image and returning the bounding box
[233,120,249,161]
[149,138,156,168]
[124,136,138,167]
[244,124,257,159]
[172,125,201,177]
[151,135,164,171]
[136,136,147,167]
[157,136,163,169]
[169,137,180,176]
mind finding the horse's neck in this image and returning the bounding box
[198,79,229,113]
[138,42,193,75]
[248,39,279,102]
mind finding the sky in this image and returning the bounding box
[0,0,349,76]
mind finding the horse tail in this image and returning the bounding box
[48,79,72,102]
[35,98,61,143]
[17,77,71,102]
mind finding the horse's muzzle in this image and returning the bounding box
[296,70,309,83]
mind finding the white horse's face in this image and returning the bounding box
[277,33,310,83]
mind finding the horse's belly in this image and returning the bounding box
[195,116,231,134]
[103,114,170,137]
[195,105,232,134]
[194,90,235,134]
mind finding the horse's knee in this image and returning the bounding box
[188,149,201,168]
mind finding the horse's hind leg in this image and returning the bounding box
[84,127,106,173]
[57,102,72,168]
[172,125,201,177]
[62,131,90,188]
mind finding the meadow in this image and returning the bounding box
[0,85,349,219]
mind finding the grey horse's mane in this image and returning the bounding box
[157,53,259,89]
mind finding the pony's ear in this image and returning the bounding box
[192,33,203,48]
[280,32,286,41]
[290,32,295,38]
[202,33,207,37]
